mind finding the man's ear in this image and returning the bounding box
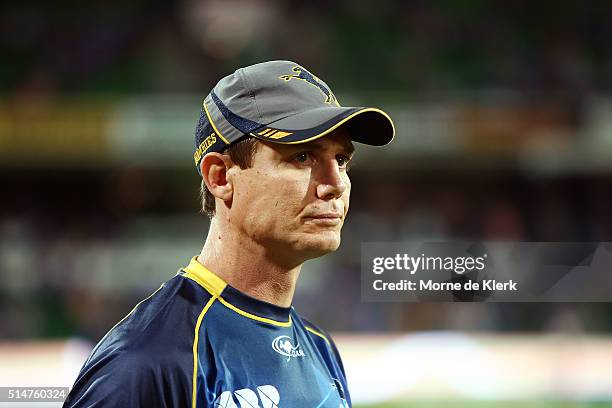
[200,153,233,202]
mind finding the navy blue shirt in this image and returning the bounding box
[64,257,351,407]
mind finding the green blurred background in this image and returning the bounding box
[2,0,612,406]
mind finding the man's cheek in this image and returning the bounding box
[343,187,351,216]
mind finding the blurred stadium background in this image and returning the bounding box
[2,0,612,407]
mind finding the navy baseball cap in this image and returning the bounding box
[194,60,395,174]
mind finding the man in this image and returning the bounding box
[64,61,394,407]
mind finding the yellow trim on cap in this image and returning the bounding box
[305,326,331,345]
[202,100,230,145]
[191,295,217,408]
[259,128,274,136]
[264,130,278,138]
[267,130,293,140]
[248,107,395,145]
[182,257,292,327]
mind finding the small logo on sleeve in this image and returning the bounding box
[271,335,306,362]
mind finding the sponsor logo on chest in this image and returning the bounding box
[271,335,306,362]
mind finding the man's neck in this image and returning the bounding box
[197,218,302,308]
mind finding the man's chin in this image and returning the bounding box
[295,232,341,258]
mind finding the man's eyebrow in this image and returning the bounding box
[292,140,355,155]
[345,143,355,155]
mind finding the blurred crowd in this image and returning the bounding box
[3,1,612,96]
[2,0,612,342]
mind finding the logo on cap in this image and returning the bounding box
[193,132,217,166]
[279,66,340,106]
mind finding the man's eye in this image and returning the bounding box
[336,155,352,168]
[294,153,310,163]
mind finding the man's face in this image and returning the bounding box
[227,128,354,263]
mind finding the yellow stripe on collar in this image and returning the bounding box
[183,256,227,296]
[182,257,292,327]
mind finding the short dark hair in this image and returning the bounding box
[199,137,259,218]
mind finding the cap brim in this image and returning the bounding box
[248,106,395,146]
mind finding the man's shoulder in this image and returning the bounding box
[88,273,214,363]
[295,313,341,353]
[65,343,192,407]
[297,313,347,366]
[300,316,333,344]
[65,273,210,407]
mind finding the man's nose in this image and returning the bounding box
[315,161,347,200]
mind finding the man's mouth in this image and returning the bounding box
[302,213,343,226]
